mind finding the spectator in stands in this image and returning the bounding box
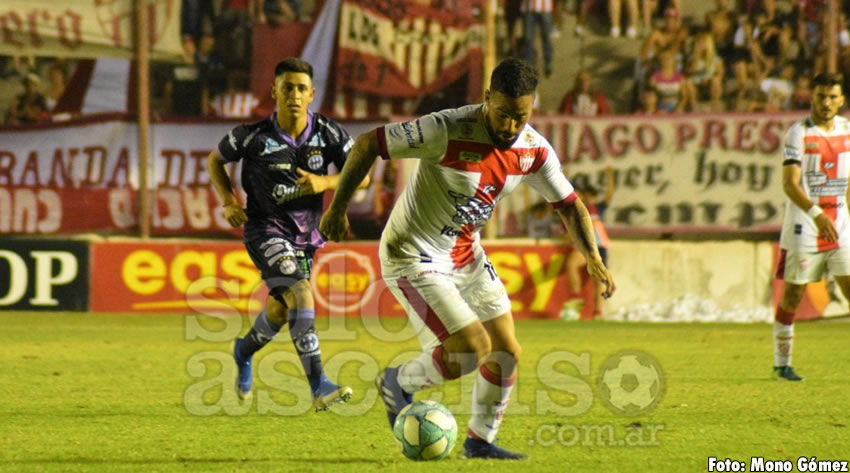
[208,70,259,118]
[650,47,691,112]
[761,62,796,110]
[181,0,215,45]
[216,0,254,70]
[161,38,206,116]
[609,0,639,38]
[196,32,226,96]
[574,0,594,37]
[44,63,67,112]
[5,73,49,126]
[640,7,687,64]
[636,86,662,113]
[791,74,812,109]
[642,0,681,36]
[560,69,612,115]
[745,88,769,111]
[705,0,737,74]
[522,0,555,77]
[686,32,726,111]
[502,0,523,54]
[527,201,553,238]
[260,0,300,25]
[731,11,767,107]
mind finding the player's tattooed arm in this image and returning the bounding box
[556,199,616,298]
[207,149,247,227]
[320,130,380,240]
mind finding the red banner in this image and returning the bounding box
[335,0,482,99]
[90,240,594,319]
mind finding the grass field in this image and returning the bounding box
[1,313,848,473]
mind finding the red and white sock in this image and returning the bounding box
[396,345,458,394]
[773,305,795,367]
[467,364,516,443]
[773,322,794,367]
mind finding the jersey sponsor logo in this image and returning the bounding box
[448,190,495,225]
[307,134,327,148]
[805,142,818,149]
[307,152,324,170]
[268,163,292,171]
[482,185,496,194]
[459,151,482,162]
[400,120,423,149]
[440,225,461,237]
[824,161,835,169]
[272,184,301,204]
[519,153,535,173]
[260,137,289,156]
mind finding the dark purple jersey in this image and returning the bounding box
[217,111,353,249]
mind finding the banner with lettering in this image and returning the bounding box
[335,0,482,99]
[531,112,807,233]
[0,0,182,60]
[90,240,593,319]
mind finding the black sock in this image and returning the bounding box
[288,309,326,392]
[238,310,281,360]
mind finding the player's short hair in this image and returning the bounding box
[274,58,313,80]
[490,58,538,98]
[812,72,843,91]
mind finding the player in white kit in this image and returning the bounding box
[774,72,850,381]
[320,59,615,459]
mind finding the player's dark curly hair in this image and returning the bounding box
[489,58,538,98]
[274,57,313,79]
[812,72,843,90]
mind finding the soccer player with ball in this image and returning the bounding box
[321,58,615,459]
[774,72,850,382]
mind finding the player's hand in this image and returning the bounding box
[586,256,616,299]
[319,208,350,241]
[296,168,330,195]
[223,202,247,227]
[815,213,838,243]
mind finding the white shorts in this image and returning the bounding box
[776,247,850,284]
[383,254,511,349]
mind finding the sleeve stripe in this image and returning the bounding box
[550,192,578,209]
[376,126,390,160]
[783,159,801,166]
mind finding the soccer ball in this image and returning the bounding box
[393,400,458,461]
[597,351,664,416]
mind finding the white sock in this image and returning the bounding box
[467,364,516,443]
[773,321,794,367]
[397,345,455,394]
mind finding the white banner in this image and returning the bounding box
[0,0,182,60]
[531,112,808,232]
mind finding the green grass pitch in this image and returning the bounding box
[1,313,848,472]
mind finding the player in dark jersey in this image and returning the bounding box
[206,58,369,410]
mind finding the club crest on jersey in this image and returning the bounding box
[518,153,535,173]
[261,138,288,155]
[460,151,482,163]
[307,151,324,170]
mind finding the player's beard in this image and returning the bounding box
[483,118,518,150]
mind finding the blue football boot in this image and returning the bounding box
[375,366,412,427]
[312,376,353,412]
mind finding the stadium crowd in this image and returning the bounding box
[0,0,846,124]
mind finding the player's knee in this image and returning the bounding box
[266,296,288,325]
[781,284,805,308]
[288,279,313,306]
[469,332,492,365]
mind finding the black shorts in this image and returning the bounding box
[244,235,315,300]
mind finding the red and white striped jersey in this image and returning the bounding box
[377,104,575,269]
[520,0,553,13]
[780,115,850,252]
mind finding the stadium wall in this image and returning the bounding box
[2,237,843,321]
